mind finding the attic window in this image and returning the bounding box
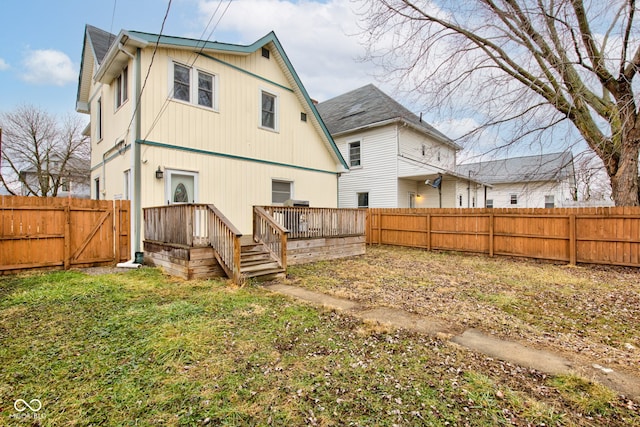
[301,112,307,122]
[262,47,270,59]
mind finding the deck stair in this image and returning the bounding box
[240,242,285,281]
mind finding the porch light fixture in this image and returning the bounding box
[155,166,163,179]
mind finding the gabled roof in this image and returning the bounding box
[76,26,347,170]
[316,84,460,150]
[456,151,575,184]
[76,25,117,113]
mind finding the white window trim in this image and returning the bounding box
[357,191,369,208]
[96,97,103,142]
[169,60,219,111]
[348,140,362,169]
[123,169,131,201]
[164,169,199,205]
[259,89,279,132]
[271,179,293,205]
[115,66,128,110]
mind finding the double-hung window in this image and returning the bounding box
[115,66,128,108]
[172,62,217,109]
[349,141,361,167]
[96,97,103,141]
[261,91,277,130]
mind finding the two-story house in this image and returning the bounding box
[76,25,347,257]
[317,84,482,208]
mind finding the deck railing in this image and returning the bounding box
[253,206,288,269]
[143,204,242,283]
[144,204,210,247]
[207,205,243,283]
[260,206,367,239]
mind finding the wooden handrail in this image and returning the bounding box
[207,204,242,284]
[253,206,288,269]
[260,206,366,239]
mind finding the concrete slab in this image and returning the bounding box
[264,284,360,312]
[355,307,456,336]
[452,329,573,375]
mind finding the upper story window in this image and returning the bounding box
[96,97,103,141]
[349,141,361,167]
[261,90,278,130]
[115,66,128,108]
[172,62,217,109]
[510,194,518,205]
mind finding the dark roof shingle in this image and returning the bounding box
[86,25,116,65]
[316,84,456,147]
[456,152,575,184]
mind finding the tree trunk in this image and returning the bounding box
[610,141,640,206]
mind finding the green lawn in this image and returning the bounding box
[1,268,638,426]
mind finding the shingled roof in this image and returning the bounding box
[316,84,460,149]
[86,25,116,65]
[456,152,575,184]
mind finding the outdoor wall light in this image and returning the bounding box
[155,166,164,179]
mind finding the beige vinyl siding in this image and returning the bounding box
[336,125,398,208]
[137,48,336,173]
[139,148,337,234]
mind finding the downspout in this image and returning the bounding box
[131,48,142,258]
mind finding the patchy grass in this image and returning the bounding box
[1,267,638,426]
[287,245,640,376]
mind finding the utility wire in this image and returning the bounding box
[125,0,173,138]
[142,0,233,141]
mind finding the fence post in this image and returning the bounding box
[489,213,494,257]
[426,213,431,251]
[569,214,576,265]
[64,204,71,269]
[377,211,382,245]
[114,200,121,263]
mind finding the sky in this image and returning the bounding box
[0,0,390,122]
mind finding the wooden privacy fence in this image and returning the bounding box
[0,196,130,273]
[367,207,640,267]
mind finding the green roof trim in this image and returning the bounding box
[125,29,348,169]
[197,52,293,93]
[137,139,339,175]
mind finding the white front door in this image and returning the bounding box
[165,170,198,204]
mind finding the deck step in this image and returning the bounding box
[238,242,284,281]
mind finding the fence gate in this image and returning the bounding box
[0,196,130,273]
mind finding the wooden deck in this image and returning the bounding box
[143,204,366,282]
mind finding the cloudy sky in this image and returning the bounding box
[0,0,409,124]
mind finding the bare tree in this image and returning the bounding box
[0,105,89,197]
[574,151,613,202]
[358,0,640,206]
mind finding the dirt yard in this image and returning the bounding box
[285,245,640,378]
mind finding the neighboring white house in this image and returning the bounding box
[19,153,91,198]
[317,84,481,208]
[76,25,347,256]
[456,152,577,208]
